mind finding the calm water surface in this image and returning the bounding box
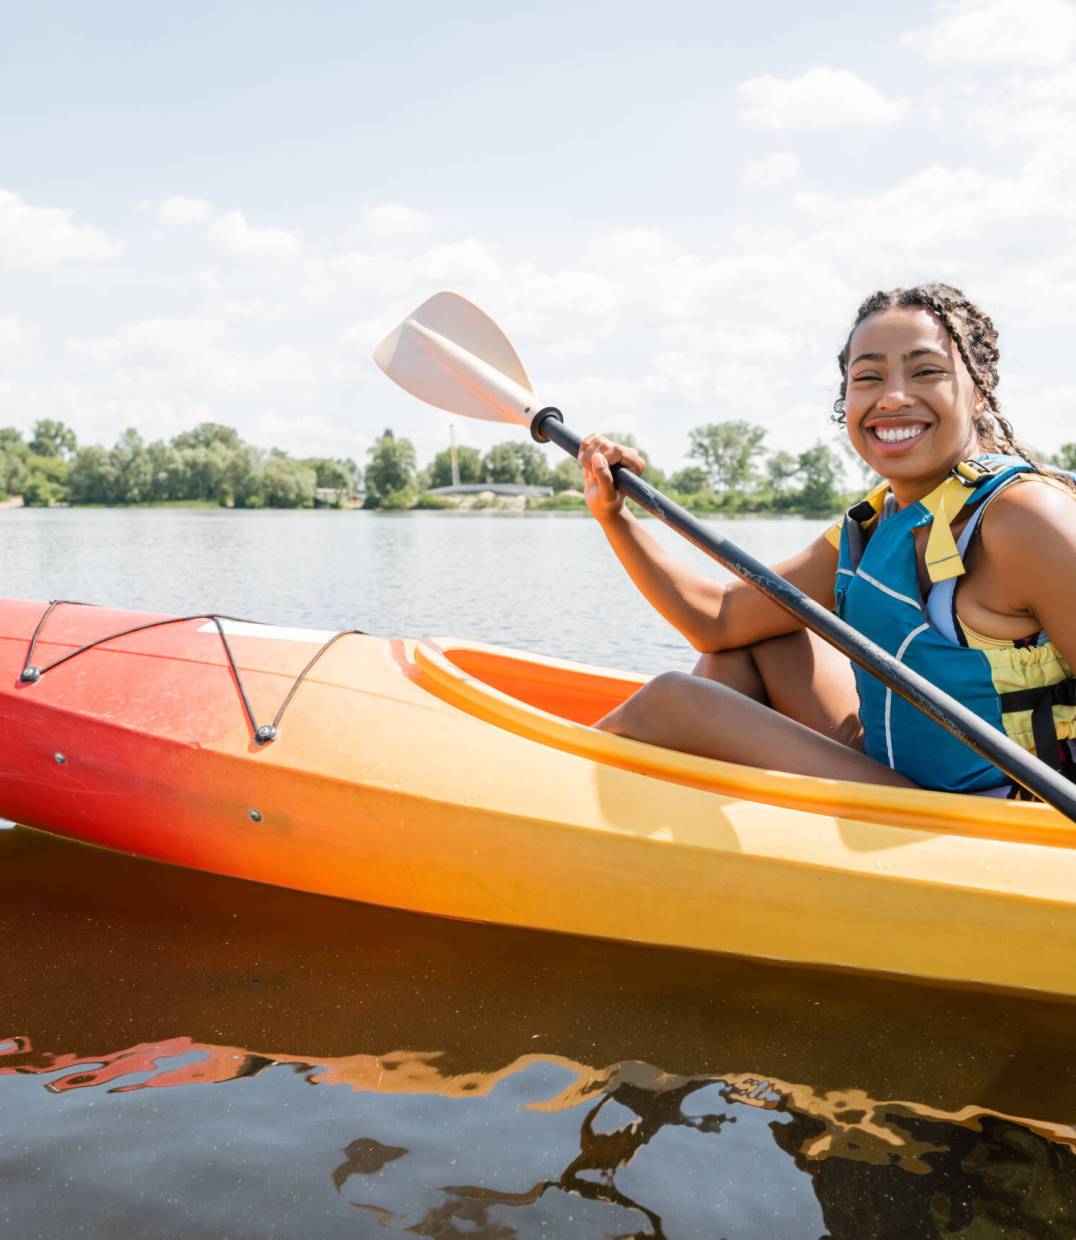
[2,509,1075,1239]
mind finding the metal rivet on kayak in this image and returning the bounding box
[249,809,262,823]
[255,725,278,745]
[54,753,66,765]
[20,667,41,684]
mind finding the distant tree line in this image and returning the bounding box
[368,421,838,515]
[4,417,1073,516]
[0,420,360,508]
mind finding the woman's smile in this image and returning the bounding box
[865,417,933,454]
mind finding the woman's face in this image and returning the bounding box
[844,306,984,490]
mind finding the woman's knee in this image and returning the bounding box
[628,670,693,715]
[693,647,766,701]
[599,671,693,739]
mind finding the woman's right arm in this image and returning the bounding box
[581,434,840,653]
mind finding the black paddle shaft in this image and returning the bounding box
[531,407,1076,820]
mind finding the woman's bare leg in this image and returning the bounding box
[693,630,863,749]
[596,669,911,787]
[595,629,907,787]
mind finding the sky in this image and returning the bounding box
[1,0,1074,476]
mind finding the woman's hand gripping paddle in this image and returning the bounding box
[374,291,1076,821]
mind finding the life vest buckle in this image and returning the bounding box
[952,459,998,488]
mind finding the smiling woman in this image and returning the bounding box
[834,284,1058,500]
[584,282,1076,798]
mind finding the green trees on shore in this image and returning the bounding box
[0,421,360,508]
[363,421,853,515]
[4,416,1072,514]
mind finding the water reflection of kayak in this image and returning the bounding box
[8,825,1076,1127]
[2,597,1075,996]
[4,826,1075,1238]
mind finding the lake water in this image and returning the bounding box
[0,506,834,674]
[2,508,1075,1239]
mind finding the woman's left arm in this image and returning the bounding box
[982,480,1076,667]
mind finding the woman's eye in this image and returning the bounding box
[851,374,880,384]
[914,368,944,378]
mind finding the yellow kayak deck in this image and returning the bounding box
[407,637,1076,997]
[1,600,1072,998]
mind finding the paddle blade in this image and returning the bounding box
[374,292,542,425]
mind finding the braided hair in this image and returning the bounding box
[833,282,1073,490]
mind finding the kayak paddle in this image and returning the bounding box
[374,291,1076,821]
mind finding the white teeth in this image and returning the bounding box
[873,425,926,443]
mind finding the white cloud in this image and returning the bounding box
[1024,64,1076,107]
[334,237,506,301]
[0,314,27,359]
[207,210,303,260]
[970,65,1076,187]
[504,268,619,335]
[71,316,316,397]
[587,229,679,267]
[652,322,808,407]
[1001,379,1076,453]
[362,204,433,242]
[793,163,1064,257]
[902,0,1076,68]
[340,318,389,352]
[250,410,365,457]
[551,374,670,421]
[0,189,122,267]
[741,152,800,188]
[0,381,189,445]
[156,195,214,227]
[738,67,908,129]
[660,321,805,361]
[681,251,853,331]
[72,317,226,364]
[203,346,315,395]
[217,298,297,322]
[984,262,1076,329]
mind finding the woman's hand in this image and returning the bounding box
[579,434,646,523]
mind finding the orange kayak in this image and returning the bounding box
[1,597,1074,997]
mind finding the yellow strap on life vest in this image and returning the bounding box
[824,479,889,549]
[921,475,975,583]
[829,460,1071,576]
[919,462,1073,583]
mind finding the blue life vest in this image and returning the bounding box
[832,454,1076,794]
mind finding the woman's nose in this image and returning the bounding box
[876,383,914,412]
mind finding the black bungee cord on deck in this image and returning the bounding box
[18,599,365,745]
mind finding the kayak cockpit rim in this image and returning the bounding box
[413,637,1070,845]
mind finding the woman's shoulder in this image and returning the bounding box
[978,471,1075,564]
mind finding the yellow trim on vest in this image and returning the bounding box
[921,476,975,584]
[923,468,1072,585]
[825,479,889,549]
[978,641,1076,755]
[830,463,1068,569]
